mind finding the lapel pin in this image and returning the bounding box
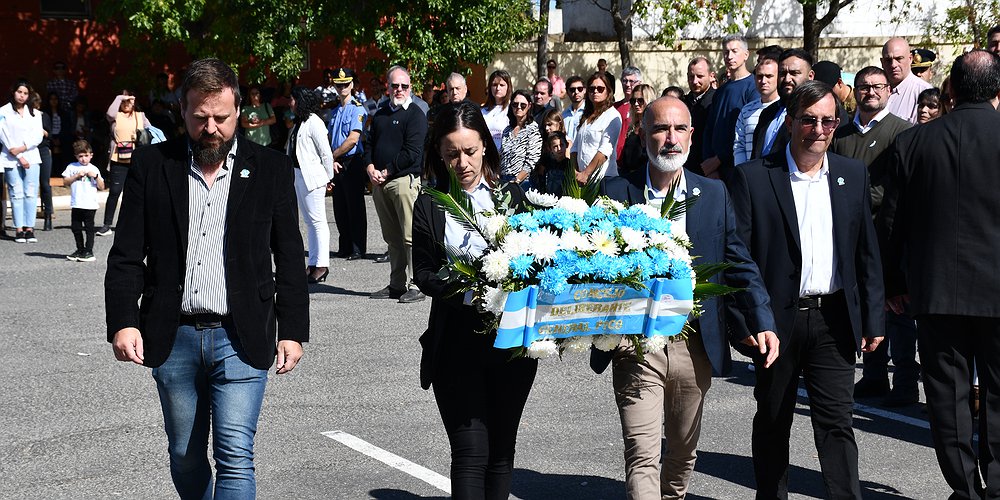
[240,169,250,178]
[691,187,701,197]
[837,177,845,186]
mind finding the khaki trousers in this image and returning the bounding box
[372,174,420,290]
[611,333,713,499]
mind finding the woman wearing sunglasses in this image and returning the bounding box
[570,72,622,184]
[618,83,658,177]
[498,89,541,190]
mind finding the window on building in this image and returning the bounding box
[40,0,92,19]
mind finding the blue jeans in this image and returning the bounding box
[152,324,268,500]
[5,164,40,228]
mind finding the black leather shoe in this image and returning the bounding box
[43,216,53,231]
[335,250,351,258]
[398,289,426,303]
[307,267,329,284]
[854,377,890,398]
[374,253,390,263]
[345,253,363,261]
[370,286,405,299]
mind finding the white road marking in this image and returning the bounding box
[796,388,930,429]
[322,430,452,494]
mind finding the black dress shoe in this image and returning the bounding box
[335,250,352,258]
[398,289,426,303]
[370,286,405,299]
[43,216,53,231]
[345,253,363,261]
[307,267,329,284]
[854,377,890,398]
[374,253,390,263]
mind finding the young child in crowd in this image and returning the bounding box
[61,139,104,262]
[536,131,570,196]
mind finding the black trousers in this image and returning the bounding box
[918,314,1000,499]
[102,161,129,227]
[71,208,96,251]
[432,333,538,500]
[331,154,367,255]
[39,146,53,216]
[752,292,861,500]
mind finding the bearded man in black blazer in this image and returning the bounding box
[105,59,308,498]
[878,50,1000,499]
[729,81,884,499]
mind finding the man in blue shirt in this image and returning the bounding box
[700,34,759,181]
[327,68,369,260]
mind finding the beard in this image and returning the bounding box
[191,132,236,167]
[648,145,689,173]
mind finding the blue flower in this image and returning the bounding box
[625,251,653,280]
[538,267,569,294]
[509,254,535,279]
[508,212,540,232]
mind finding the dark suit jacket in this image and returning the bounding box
[751,102,850,162]
[412,183,528,390]
[105,135,309,370]
[590,168,776,376]
[728,152,884,352]
[878,101,1000,318]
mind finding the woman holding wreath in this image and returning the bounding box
[413,101,538,500]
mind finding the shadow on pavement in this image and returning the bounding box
[511,468,626,499]
[25,251,73,260]
[694,450,911,499]
[308,284,374,297]
[369,488,448,499]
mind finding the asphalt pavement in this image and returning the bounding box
[0,196,951,499]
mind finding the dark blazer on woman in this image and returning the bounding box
[104,135,309,370]
[412,183,528,389]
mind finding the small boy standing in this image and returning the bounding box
[61,140,105,261]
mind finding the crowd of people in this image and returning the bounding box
[0,25,994,500]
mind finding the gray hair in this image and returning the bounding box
[722,34,749,52]
[445,72,466,88]
[386,65,409,82]
[621,66,642,80]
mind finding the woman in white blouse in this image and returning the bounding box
[570,72,622,184]
[287,86,335,283]
[498,89,541,190]
[480,69,512,152]
[0,79,44,243]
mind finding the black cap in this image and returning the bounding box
[331,68,356,84]
[911,48,936,69]
[812,61,843,87]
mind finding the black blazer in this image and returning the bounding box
[412,183,528,390]
[590,168,777,376]
[878,101,1000,317]
[105,136,309,370]
[728,152,884,352]
[751,102,850,162]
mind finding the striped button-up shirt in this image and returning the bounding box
[181,141,238,315]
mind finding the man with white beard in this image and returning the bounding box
[592,96,779,499]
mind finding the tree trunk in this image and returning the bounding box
[802,2,819,58]
[537,0,550,79]
[612,1,631,70]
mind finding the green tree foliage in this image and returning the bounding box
[101,0,538,88]
[889,0,1000,49]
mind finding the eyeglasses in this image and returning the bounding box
[796,116,839,131]
[511,102,529,110]
[629,97,646,106]
[588,86,607,93]
[568,86,585,93]
[622,78,640,85]
[389,83,410,90]
[856,83,890,93]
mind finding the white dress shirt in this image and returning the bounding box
[644,167,687,230]
[786,146,839,297]
[444,178,495,259]
[852,107,892,135]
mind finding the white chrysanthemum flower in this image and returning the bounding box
[481,250,511,282]
[592,334,623,351]
[530,228,562,262]
[597,197,625,212]
[642,335,670,354]
[673,230,692,248]
[636,204,661,219]
[501,230,534,257]
[648,231,673,247]
[619,227,648,253]
[524,189,559,207]
[482,215,508,244]
[481,286,508,314]
[556,197,590,215]
[561,230,593,252]
[561,336,593,353]
[589,230,618,256]
[526,338,560,359]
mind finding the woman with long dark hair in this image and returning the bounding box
[481,70,512,152]
[498,89,541,190]
[413,101,538,500]
[570,72,622,184]
[98,90,150,236]
[0,79,44,242]
[287,86,335,283]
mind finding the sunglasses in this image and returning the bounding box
[511,102,529,110]
[588,86,607,93]
[796,116,839,131]
[630,97,646,106]
[390,83,410,90]
[568,86,585,93]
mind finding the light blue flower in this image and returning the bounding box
[538,267,569,294]
[508,212,540,232]
[509,254,535,279]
